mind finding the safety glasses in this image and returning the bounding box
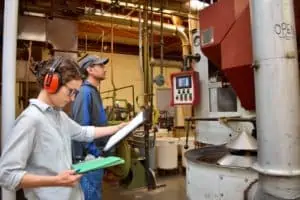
[64,84,79,97]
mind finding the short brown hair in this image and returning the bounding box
[31,57,82,89]
[80,66,89,79]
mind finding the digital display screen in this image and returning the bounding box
[176,76,191,89]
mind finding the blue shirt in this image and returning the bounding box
[71,81,108,161]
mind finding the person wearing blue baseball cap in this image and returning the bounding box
[71,55,110,200]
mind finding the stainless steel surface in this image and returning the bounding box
[250,0,300,198]
[226,131,257,151]
[192,29,236,145]
[193,29,210,119]
[17,16,78,59]
[46,18,78,52]
[196,121,239,145]
[185,147,258,200]
[252,0,300,174]
[258,175,300,199]
[192,29,249,145]
[18,16,46,41]
[1,0,19,199]
[217,154,256,168]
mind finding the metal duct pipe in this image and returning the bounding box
[143,1,150,106]
[138,6,143,74]
[159,0,164,77]
[94,0,195,19]
[18,16,78,59]
[80,9,190,56]
[250,0,300,199]
[1,1,19,200]
[151,59,182,69]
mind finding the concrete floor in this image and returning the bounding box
[103,175,188,200]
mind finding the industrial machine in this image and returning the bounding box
[184,0,300,200]
[99,84,156,190]
[108,135,154,190]
[101,85,136,122]
[184,27,258,200]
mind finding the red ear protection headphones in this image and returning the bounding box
[43,57,64,94]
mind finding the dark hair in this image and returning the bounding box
[80,66,89,79]
[31,57,82,89]
[80,63,99,79]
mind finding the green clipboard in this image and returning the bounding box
[72,156,125,174]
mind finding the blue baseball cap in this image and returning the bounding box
[78,55,109,70]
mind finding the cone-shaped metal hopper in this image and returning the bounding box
[217,154,256,167]
[217,131,257,167]
[226,131,257,151]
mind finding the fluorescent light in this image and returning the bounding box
[23,11,46,18]
[189,0,209,11]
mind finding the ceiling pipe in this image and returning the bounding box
[21,6,190,57]
[151,59,181,69]
[138,4,143,73]
[171,15,183,26]
[94,0,200,20]
[80,8,190,57]
[159,0,164,78]
[20,6,190,59]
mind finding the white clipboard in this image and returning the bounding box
[103,112,146,152]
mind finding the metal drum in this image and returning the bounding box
[186,146,258,200]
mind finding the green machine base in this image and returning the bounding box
[108,140,159,190]
[122,158,147,190]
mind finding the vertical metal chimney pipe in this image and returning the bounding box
[1,0,19,200]
[250,0,300,199]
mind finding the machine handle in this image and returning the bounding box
[184,120,191,149]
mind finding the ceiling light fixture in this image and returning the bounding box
[189,0,209,11]
[23,11,46,18]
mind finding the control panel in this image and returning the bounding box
[170,71,200,106]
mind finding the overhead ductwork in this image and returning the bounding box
[80,8,190,56]
[94,0,200,19]
[17,16,78,59]
[20,9,190,59]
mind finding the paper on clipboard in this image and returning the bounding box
[103,112,145,152]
